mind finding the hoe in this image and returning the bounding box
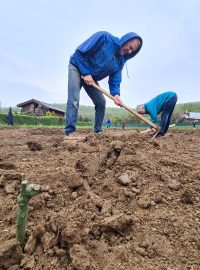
[83,78,160,132]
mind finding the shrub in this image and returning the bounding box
[0,113,65,126]
[46,111,52,116]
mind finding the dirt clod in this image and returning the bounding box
[135,246,147,256]
[118,172,131,186]
[20,255,35,269]
[168,179,181,191]
[180,190,194,204]
[67,172,83,189]
[27,141,42,151]
[69,244,98,270]
[103,214,133,233]
[0,239,23,268]
[137,197,151,209]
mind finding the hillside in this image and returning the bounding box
[53,101,200,121]
[1,101,200,122]
[174,101,200,114]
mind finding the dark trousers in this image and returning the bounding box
[159,94,177,135]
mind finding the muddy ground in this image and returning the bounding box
[0,127,200,270]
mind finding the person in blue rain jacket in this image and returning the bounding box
[64,31,142,140]
[106,119,111,128]
[136,92,177,138]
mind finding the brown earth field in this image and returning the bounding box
[0,127,200,270]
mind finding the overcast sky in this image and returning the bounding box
[0,0,200,108]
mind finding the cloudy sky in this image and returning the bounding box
[0,0,200,108]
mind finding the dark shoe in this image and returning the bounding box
[153,134,165,140]
[94,131,103,137]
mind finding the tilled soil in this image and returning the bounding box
[0,127,200,270]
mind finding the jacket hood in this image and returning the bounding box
[119,32,143,60]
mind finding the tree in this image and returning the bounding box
[111,116,122,127]
[83,117,90,122]
[126,113,142,123]
[78,115,83,121]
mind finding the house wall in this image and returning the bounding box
[50,110,64,117]
[184,119,200,123]
[20,102,64,117]
[21,103,36,113]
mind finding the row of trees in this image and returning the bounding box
[1,101,200,125]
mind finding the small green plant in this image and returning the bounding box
[16,180,48,246]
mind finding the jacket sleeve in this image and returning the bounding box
[108,70,122,96]
[149,110,157,124]
[144,104,157,126]
[74,32,108,76]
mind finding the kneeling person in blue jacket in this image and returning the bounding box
[64,31,142,139]
[136,92,177,138]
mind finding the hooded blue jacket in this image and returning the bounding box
[70,31,142,96]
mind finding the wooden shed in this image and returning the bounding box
[177,112,200,123]
[17,99,65,117]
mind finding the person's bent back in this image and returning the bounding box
[136,92,177,138]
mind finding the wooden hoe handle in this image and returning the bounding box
[90,81,159,130]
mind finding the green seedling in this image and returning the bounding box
[16,180,48,246]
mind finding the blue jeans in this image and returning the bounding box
[159,94,177,135]
[64,63,106,134]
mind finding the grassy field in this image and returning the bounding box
[0,123,199,130]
